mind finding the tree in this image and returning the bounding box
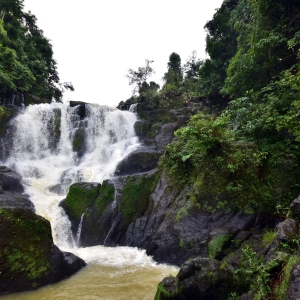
[197,0,239,98]
[126,59,155,95]
[163,52,183,86]
[0,0,74,101]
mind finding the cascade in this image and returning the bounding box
[1,102,178,299]
[4,102,140,247]
[76,213,85,246]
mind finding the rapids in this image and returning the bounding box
[1,102,178,299]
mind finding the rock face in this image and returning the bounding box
[153,197,300,300]
[0,207,86,296]
[61,170,276,266]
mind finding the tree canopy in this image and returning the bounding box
[0,0,73,101]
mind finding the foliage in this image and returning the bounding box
[274,255,300,300]
[160,112,272,210]
[0,0,73,100]
[242,246,271,299]
[126,59,155,96]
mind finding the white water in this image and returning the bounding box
[1,102,178,298]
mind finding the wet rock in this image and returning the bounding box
[133,120,151,138]
[0,191,34,211]
[0,207,86,296]
[59,182,102,235]
[0,180,3,194]
[69,101,86,120]
[114,147,160,176]
[72,128,87,157]
[155,258,233,300]
[0,166,24,193]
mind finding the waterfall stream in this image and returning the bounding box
[1,102,178,299]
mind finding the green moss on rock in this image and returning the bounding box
[95,180,115,214]
[208,234,231,259]
[65,182,100,219]
[119,173,158,225]
[0,105,13,136]
[274,254,300,300]
[72,128,86,152]
[0,208,51,287]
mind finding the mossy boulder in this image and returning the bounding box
[60,182,102,232]
[0,207,86,295]
[154,257,233,300]
[60,180,116,246]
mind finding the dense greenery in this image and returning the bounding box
[145,0,300,215]
[0,0,73,100]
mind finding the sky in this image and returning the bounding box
[23,0,224,106]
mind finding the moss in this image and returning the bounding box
[119,173,159,225]
[65,183,100,219]
[154,282,183,300]
[0,105,13,135]
[54,114,61,139]
[72,129,85,152]
[274,254,300,300]
[0,208,51,286]
[179,238,185,248]
[208,234,231,259]
[95,180,115,214]
[261,229,278,247]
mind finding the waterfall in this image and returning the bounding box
[3,102,140,250]
[76,213,85,246]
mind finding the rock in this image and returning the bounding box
[286,264,300,299]
[133,120,151,138]
[0,166,24,193]
[290,195,300,219]
[0,180,3,194]
[155,122,178,151]
[276,218,298,242]
[72,128,86,157]
[59,182,102,236]
[69,101,86,120]
[0,207,85,296]
[155,257,233,300]
[114,147,161,176]
[0,191,34,211]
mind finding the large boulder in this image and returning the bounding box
[0,207,86,296]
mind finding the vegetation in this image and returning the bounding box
[0,0,73,101]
